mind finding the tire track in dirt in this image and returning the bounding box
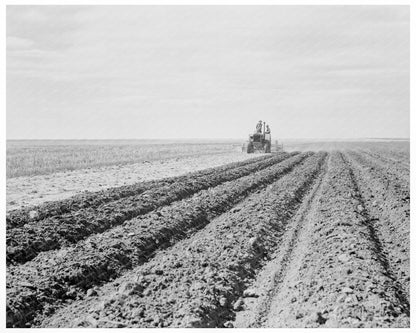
[7,153,293,265]
[6,153,308,328]
[235,152,409,328]
[7,155,273,229]
[236,150,329,328]
[342,151,410,302]
[38,153,327,328]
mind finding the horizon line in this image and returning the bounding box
[6,137,410,141]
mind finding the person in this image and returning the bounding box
[265,125,270,133]
[256,120,263,133]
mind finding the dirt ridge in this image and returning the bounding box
[38,153,326,328]
[7,155,273,228]
[341,152,409,315]
[6,144,409,328]
[359,150,409,171]
[7,152,306,328]
[234,152,409,328]
[342,151,410,301]
[244,153,329,328]
[7,153,294,265]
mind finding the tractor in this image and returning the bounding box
[245,121,272,154]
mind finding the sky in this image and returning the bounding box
[6,5,409,140]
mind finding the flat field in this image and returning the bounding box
[6,139,249,211]
[6,140,410,328]
[7,139,243,178]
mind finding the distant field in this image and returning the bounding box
[7,139,409,178]
[6,139,243,178]
[281,138,410,153]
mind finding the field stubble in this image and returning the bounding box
[7,140,243,178]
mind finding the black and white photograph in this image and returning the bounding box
[3,1,413,329]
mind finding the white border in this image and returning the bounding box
[1,1,414,333]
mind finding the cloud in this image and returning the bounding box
[6,5,409,139]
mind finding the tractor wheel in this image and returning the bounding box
[265,142,271,153]
[247,143,254,153]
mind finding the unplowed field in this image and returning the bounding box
[6,144,410,328]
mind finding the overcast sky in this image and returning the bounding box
[7,5,409,140]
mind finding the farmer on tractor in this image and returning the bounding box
[256,120,263,134]
[265,124,270,134]
[246,120,272,154]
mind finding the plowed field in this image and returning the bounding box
[6,143,410,328]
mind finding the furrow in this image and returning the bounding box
[346,150,409,192]
[39,152,327,328]
[6,152,309,328]
[358,149,409,173]
[340,153,409,314]
[7,155,273,229]
[7,153,293,265]
[342,151,410,300]
[259,152,409,328]
[368,144,409,162]
[240,151,329,328]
